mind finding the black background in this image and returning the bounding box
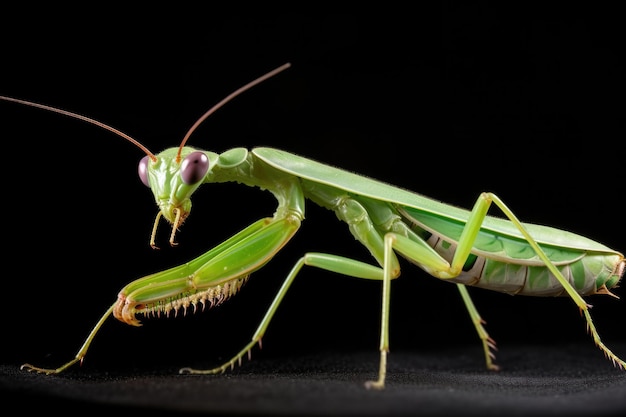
[1,3,625,415]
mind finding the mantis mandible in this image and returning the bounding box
[2,63,624,390]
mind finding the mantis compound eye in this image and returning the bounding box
[180,151,209,185]
[138,155,151,187]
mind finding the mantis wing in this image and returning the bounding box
[252,147,616,255]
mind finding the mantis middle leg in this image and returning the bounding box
[181,191,494,390]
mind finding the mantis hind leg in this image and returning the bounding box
[427,192,626,370]
[476,193,625,370]
[379,190,626,378]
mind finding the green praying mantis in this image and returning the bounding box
[2,63,624,390]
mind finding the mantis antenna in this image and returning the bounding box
[175,62,292,162]
[0,94,157,161]
[0,62,292,163]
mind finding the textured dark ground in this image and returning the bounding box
[2,344,626,416]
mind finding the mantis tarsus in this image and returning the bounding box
[2,63,624,390]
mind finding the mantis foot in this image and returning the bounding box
[20,357,81,375]
[364,350,387,390]
[179,339,260,375]
[20,363,57,375]
[364,378,385,390]
[483,335,501,371]
[583,310,626,371]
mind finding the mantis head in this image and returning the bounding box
[138,147,211,248]
[137,146,250,248]
[0,63,290,248]
[136,63,290,247]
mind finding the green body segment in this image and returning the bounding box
[253,147,624,297]
[399,206,622,296]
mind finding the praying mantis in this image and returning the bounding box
[2,63,624,390]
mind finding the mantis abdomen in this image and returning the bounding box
[426,232,623,297]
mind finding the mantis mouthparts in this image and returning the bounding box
[150,208,184,249]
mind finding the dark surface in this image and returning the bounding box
[2,3,625,416]
[2,344,626,416]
